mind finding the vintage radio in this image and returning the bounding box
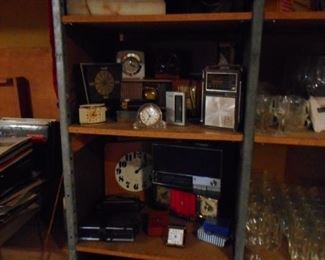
[152,141,238,199]
[201,65,243,130]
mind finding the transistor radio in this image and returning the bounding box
[201,65,242,130]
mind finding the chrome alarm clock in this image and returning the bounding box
[117,50,145,79]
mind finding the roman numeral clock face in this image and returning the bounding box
[115,151,153,192]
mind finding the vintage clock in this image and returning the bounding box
[169,189,196,219]
[197,195,218,219]
[117,50,145,79]
[80,63,121,105]
[105,142,152,201]
[133,103,166,129]
[166,225,186,247]
[152,185,170,209]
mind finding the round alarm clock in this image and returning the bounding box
[133,103,166,129]
[117,50,145,79]
[79,103,107,124]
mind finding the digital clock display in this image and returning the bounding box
[206,72,238,92]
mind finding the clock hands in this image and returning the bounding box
[135,159,149,174]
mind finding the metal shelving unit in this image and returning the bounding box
[51,0,265,259]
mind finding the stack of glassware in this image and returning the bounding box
[245,174,324,260]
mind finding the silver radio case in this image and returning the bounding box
[201,65,242,130]
[166,91,186,126]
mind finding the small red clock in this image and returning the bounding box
[169,189,196,219]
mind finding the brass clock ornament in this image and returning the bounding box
[133,103,166,129]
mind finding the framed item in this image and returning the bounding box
[104,141,153,201]
[166,225,186,247]
[80,63,121,104]
[197,195,218,219]
[152,185,170,209]
[117,50,145,79]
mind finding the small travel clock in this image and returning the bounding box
[166,225,186,247]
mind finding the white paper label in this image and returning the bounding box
[192,176,221,192]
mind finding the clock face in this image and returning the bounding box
[167,227,185,247]
[115,151,153,192]
[94,70,114,98]
[122,55,142,76]
[198,195,218,219]
[138,103,162,127]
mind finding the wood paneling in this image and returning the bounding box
[0,48,59,119]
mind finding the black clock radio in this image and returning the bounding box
[151,141,239,199]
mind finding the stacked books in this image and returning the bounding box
[0,136,43,244]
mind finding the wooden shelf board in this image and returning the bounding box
[68,122,243,142]
[264,11,325,21]
[62,11,325,25]
[62,12,252,25]
[254,130,325,147]
[76,228,232,260]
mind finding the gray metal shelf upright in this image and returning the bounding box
[234,0,265,259]
[51,0,265,259]
[52,0,78,259]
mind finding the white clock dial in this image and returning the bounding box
[167,228,185,246]
[139,104,161,126]
[115,151,152,192]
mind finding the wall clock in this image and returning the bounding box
[105,141,152,201]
